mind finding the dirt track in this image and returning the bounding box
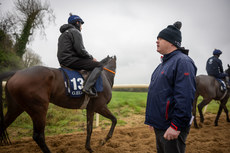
[1,113,230,153]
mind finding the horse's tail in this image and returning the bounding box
[193,76,201,107]
[195,76,200,94]
[0,71,16,145]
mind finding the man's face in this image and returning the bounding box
[76,21,82,31]
[79,23,82,31]
[156,38,173,55]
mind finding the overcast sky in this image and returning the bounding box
[1,0,230,85]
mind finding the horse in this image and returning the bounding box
[0,56,117,153]
[192,64,230,128]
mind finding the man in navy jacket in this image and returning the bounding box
[206,49,230,89]
[145,21,197,153]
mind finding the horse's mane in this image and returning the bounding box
[225,64,230,76]
[100,56,112,66]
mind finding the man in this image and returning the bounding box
[145,21,197,153]
[206,49,230,89]
[57,13,104,97]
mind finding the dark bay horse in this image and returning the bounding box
[0,56,117,153]
[192,64,230,128]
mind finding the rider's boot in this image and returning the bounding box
[83,67,102,97]
[226,76,230,89]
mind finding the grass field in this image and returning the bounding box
[4,91,230,139]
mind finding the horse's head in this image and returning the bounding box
[101,55,117,72]
[225,64,230,76]
[101,56,116,86]
[106,56,116,70]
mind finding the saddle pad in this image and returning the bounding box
[59,68,103,97]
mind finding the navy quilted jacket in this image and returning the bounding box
[145,50,197,131]
[206,56,224,77]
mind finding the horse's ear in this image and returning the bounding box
[228,64,230,68]
[113,55,116,61]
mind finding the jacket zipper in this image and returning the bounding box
[165,100,170,120]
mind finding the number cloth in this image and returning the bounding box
[60,67,103,97]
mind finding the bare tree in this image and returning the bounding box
[12,0,55,57]
[0,0,54,72]
[23,48,43,67]
[0,13,16,34]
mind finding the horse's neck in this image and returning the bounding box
[103,67,115,87]
[105,72,115,87]
[103,57,116,87]
[225,67,230,76]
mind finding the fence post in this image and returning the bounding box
[2,81,6,87]
[96,113,99,127]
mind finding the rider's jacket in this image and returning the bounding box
[206,56,225,78]
[57,24,93,67]
[145,50,197,131]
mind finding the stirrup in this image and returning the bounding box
[83,88,98,97]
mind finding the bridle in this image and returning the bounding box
[103,67,115,75]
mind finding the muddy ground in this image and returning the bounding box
[1,113,230,153]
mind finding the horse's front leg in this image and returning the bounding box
[217,98,230,125]
[222,100,230,122]
[198,102,204,123]
[96,105,117,145]
[215,104,223,126]
[192,96,199,128]
[85,109,94,153]
[224,107,230,122]
[198,99,211,123]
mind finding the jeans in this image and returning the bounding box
[154,126,190,153]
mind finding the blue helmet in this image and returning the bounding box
[68,13,84,24]
[213,49,222,55]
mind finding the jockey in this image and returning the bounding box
[206,49,230,89]
[57,13,105,97]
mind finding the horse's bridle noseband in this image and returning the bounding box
[103,67,115,75]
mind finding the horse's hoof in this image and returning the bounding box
[198,122,203,128]
[194,123,199,129]
[99,139,106,146]
[86,148,94,153]
[214,123,218,126]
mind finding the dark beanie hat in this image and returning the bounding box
[157,21,182,48]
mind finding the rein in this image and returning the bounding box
[103,67,115,75]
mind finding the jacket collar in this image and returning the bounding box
[162,50,181,63]
[59,24,81,33]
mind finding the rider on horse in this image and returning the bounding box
[57,13,106,97]
[206,49,230,89]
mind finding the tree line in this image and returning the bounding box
[0,0,55,73]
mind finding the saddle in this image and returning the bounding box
[59,67,103,97]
